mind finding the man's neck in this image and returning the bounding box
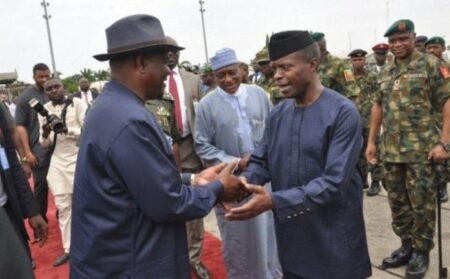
[34,84,44,92]
[51,99,65,106]
[354,68,365,76]
[295,79,324,107]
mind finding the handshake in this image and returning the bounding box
[193,161,273,221]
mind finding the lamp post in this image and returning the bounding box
[199,0,209,63]
[41,0,58,77]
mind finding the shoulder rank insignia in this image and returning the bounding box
[439,65,450,79]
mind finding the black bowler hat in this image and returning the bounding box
[94,14,184,61]
[268,31,315,61]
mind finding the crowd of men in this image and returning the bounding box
[0,13,449,279]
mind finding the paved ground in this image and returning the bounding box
[204,184,450,278]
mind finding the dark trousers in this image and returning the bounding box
[33,165,50,221]
[0,206,34,279]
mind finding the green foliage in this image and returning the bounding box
[62,74,82,94]
[80,68,110,82]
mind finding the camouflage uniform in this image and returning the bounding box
[435,59,450,196]
[255,48,284,105]
[375,50,450,252]
[145,92,180,146]
[318,52,361,103]
[355,70,384,186]
[256,76,284,105]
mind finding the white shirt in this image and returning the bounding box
[166,67,190,137]
[80,90,93,106]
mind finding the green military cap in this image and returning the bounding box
[311,32,325,42]
[425,36,446,47]
[348,49,367,58]
[180,60,192,71]
[384,19,414,37]
[200,63,213,74]
[255,48,270,63]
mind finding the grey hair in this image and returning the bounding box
[297,42,321,62]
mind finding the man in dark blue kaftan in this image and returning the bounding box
[226,31,372,279]
[70,15,244,279]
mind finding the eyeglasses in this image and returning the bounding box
[45,84,62,92]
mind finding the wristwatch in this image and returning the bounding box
[21,156,28,163]
[439,141,450,152]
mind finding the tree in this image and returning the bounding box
[94,69,110,81]
[80,68,95,82]
[62,74,83,94]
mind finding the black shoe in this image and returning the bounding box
[381,239,412,269]
[363,181,369,189]
[439,185,448,203]
[405,251,429,279]
[367,181,381,196]
[191,262,211,279]
[52,253,69,267]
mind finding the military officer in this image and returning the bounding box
[199,63,217,97]
[368,43,392,73]
[425,36,450,203]
[145,92,182,169]
[414,35,428,53]
[366,19,450,279]
[311,32,361,104]
[349,49,383,195]
[255,48,284,105]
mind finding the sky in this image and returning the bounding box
[1,0,449,83]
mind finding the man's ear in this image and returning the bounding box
[309,57,319,73]
[135,54,148,75]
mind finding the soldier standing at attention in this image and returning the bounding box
[349,49,383,195]
[311,32,361,105]
[425,36,450,203]
[255,48,284,105]
[366,19,450,279]
[145,92,182,169]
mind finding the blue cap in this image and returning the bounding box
[210,48,239,71]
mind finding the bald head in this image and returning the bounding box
[79,78,90,92]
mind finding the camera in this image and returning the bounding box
[29,98,67,134]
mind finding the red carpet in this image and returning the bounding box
[26,195,227,279]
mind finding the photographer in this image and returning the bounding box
[38,78,87,267]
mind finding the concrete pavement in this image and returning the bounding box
[204,185,450,278]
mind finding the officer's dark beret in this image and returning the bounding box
[415,35,428,43]
[268,31,315,61]
[384,19,414,37]
[348,49,368,58]
[425,36,445,47]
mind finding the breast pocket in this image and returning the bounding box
[250,119,265,143]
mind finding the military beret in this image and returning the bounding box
[348,49,367,58]
[200,63,213,74]
[425,36,446,47]
[372,43,390,54]
[311,32,325,42]
[255,48,270,63]
[384,19,414,37]
[415,35,428,43]
[269,31,315,61]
